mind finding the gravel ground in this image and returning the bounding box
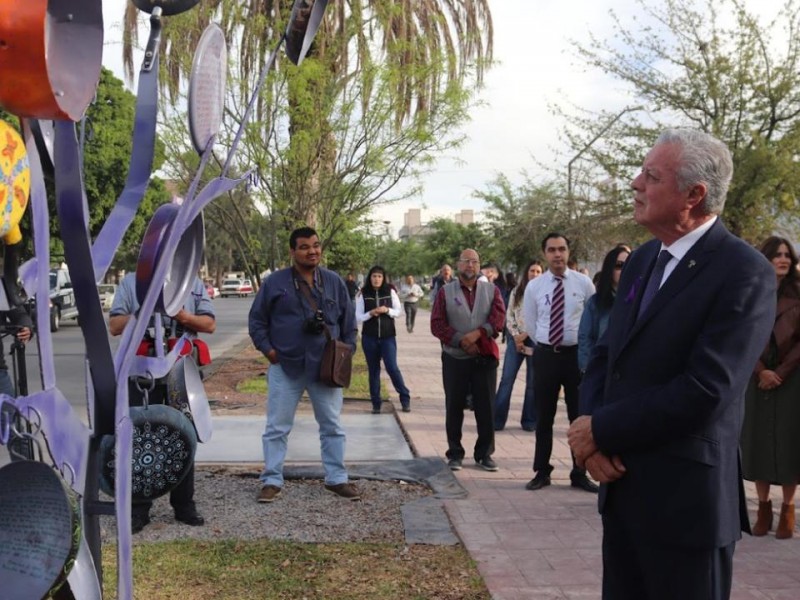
[101,467,432,545]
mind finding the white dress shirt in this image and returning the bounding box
[523,269,595,346]
[355,289,403,322]
[652,216,717,289]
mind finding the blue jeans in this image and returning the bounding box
[260,364,348,487]
[0,369,14,396]
[493,337,536,430]
[361,335,410,409]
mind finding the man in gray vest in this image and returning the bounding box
[431,248,506,471]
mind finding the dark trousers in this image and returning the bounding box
[361,334,411,409]
[602,504,735,600]
[442,352,497,461]
[403,302,418,331]
[532,344,583,476]
[129,379,196,516]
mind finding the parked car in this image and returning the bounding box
[220,278,243,298]
[97,283,116,310]
[220,278,254,298]
[239,279,254,296]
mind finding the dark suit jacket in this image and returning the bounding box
[580,219,776,549]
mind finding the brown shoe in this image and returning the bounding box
[752,500,773,536]
[324,482,361,501]
[257,485,282,503]
[776,503,795,539]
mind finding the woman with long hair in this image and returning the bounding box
[494,260,543,431]
[578,245,630,372]
[741,236,800,539]
[355,266,411,414]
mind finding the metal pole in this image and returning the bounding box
[567,105,643,200]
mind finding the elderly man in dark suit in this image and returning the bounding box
[568,129,776,600]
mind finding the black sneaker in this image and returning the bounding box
[401,404,411,413]
[447,458,463,471]
[131,513,150,534]
[476,457,499,472]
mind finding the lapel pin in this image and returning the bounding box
[688,260,696,269]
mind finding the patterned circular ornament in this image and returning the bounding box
[99,404,197,501]
[0,120,29,245]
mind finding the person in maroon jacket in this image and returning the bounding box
[431,248,505,472]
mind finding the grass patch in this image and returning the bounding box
[102,540,489,599]
[236,340,387,400]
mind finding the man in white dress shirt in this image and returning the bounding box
[523,232,598,492]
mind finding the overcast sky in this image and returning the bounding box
[102,0,787,236]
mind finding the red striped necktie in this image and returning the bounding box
[549,275,565,346]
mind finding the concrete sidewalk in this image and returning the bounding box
[390,309,800,600]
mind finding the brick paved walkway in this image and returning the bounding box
[391,309,800,600]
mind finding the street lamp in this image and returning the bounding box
[567,105,644,200]
[382,220,392,239]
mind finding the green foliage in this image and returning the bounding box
[1,69,171,269]
[236,340,384,400]
[421,218,494,270]
[127,1,493,267]
[561,0,800,242]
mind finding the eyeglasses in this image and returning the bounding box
[614,261,626,270]
[459,258,479,265]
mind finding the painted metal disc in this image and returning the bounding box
[136,203,205,316]
[188,23,227,154]
[0,461,80,600]
[0,121,29,245]
[167,356,213,442]
[99,404,197,501]
[285,0,330,66]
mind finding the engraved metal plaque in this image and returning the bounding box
[0,461,80,600]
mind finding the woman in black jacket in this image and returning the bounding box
[355,266,411,413]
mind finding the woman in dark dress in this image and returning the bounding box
[741,236,800,539]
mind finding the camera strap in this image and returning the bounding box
[294,269,332,342]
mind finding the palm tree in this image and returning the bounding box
[123,0,493,237]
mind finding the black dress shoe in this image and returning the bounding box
[525,474,551,491]
[131,513,151,534]
[175,509,206,526]
[570,475,599,493]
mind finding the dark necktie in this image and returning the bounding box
[549,275,565,346]
[638,249,672,316]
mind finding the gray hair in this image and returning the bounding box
[655,129,733,215]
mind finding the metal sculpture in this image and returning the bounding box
[0,1,330,598]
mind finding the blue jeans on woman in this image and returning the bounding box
[493,335,536,431]
[361,335,411,410]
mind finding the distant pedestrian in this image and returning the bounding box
[399,274,424,333]
[741,236,800,540]
[494,260,542,431]
[431,248,505,472]
[344,273,359,301]
[577,246,630,373]
[356,266,412,413]
[429,263,454,303]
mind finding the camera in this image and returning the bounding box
[302,310,325,335]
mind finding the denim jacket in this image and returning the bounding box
[248,267,357,381]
